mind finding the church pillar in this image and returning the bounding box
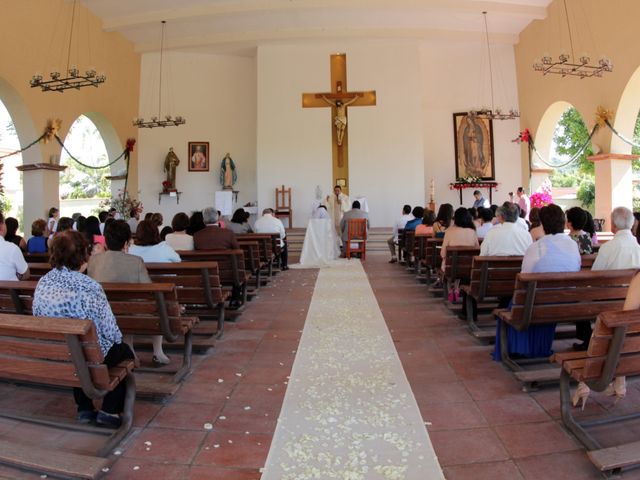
[17,163,66,229]
[588,153,638,231]
[530,167,553,193]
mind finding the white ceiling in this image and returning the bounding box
[85,0,552,56]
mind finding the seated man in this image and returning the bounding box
[475,207,494,240]
[387,204,413,263]
[193,207,240,250]
[480,202,532,256]
[404,206,424,231]
[0,212,29,281]
[254,208,288,270]
[472,190,490,209]
[340,201,369,257]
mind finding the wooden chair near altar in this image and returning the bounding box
[275,185,292,228]
[345,218,368,260]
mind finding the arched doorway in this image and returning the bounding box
[59,115,113,217]
[0,99,22,222]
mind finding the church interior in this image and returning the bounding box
[2,0,640,479]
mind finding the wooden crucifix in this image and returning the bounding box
[302,53,376,193]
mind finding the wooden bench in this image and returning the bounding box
[0,313,135,478]
[442,246,481,303]
[496,269,636,387]
[146,262,229,348]
[396,228,405,263]
[236,240,262,292]
[413,235,429,281]
[23,253,49,264]
[462,254,598,337]
[402,230,415,270]
[25,262,51,280]
[236,233,277,279]
[0,281,197,398]
[555,309,640,477]
[423,237,443,286]
[178,249,250,310]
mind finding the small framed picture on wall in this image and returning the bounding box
[188,141,210,172]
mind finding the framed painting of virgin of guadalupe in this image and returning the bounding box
[453,112,495,180]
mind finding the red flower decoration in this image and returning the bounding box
[512,129,531,144]
[126,138,136,153]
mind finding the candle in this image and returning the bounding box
[430,178,435,198]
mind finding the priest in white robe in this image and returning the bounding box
[326,185,350,236]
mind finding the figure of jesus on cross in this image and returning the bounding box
[320,94,359,146]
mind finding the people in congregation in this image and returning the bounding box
[0,212,29,281]
[193,207,240,251]
[472,190,490,209]
[528,207,544,241]
[127,208,140,234]
[47,217,74,250]
[88,220,171,367]
[475,207,494,240]
[584,211,598,246]
[493,204,581,361]
[75,215,87,235]
[227,208,253,234]
[32,230,132,427]
[47,207,59,238]
[160,226,173,241]
[432,203,453,236]
[84,215,105,254]
[468,207,479,228]
[98,210,109,234]
[340,201,369,257]
[144,212,153,222]
[187,211,206,235]
[516,186,530,221]
[4,217,26,252]
[387,204,413,264]
[566,207,592,254]
[513,203,529,231]
[415,209,436,237]
[480,202,532,256]
[403,206,424,232]
[27,219,48,254]
[130,220,180,263]
[440,207,479,270]
[150,212,164,232]
[165,213,194,251]
[217,211,226,229]
[254,208,288,269]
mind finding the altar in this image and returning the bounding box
[298,218,340,267]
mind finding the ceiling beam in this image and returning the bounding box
[134,26,519,53]
[101,0,547,32]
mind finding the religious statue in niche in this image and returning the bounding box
[219,153,237,190]
[321,95,359,146]
[163,147,180,191]
[453,112,495,180]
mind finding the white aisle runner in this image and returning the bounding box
[261,261,444,480]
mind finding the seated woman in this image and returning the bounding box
[227,208,253,234]
[187,211,206,235]
[32,230,133,428]
[46,216,73,250]
[566,206,592,254]
[440,207,479,269]
[4,217,27,252]
[27,219,48,254]
[165,213,194,251]
[84,216,106,255]
[475,207,494,240]
[528,207,544,242]
[130,220,181,263]
[433,203,453,237]
[493,204,581,361]
[584,210,599,247]
[415,209,436,237]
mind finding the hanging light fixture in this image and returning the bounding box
[470,12,519,121]
[533,0,612,78]
[30,0,106,93]
[133,21,185,129]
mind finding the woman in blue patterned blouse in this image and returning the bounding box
[33,230,133,428]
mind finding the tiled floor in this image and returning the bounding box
[364,255,640,480]
[1,255,640,479]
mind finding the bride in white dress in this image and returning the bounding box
[298,205,341,267]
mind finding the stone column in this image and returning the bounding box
[530,167,553,193]
[588,153,638,231]
[17,163,66,229]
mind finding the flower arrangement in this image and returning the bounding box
[162,180,171,192]
[100,189,143,218]
[530,192,553,208]
[512,128,531,144]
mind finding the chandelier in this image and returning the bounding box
[30,0,106,93]
[133,21,186,129]
[533,0,612,79]
[470,12,519,121]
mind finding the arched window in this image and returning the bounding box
[59,115,111,216]
[0,99,22,224]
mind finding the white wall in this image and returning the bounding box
[420,40,521,208]
[256,41,425,227]
[137,52,256,221]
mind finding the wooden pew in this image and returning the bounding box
[396,228,405,264]
[0,313,135,478]
[413,235,429,281]
[25,262,50,280]
[236,240,262,292]
[442,246,481,303]
[236,233,276,279]
[146,261,229,347]
[0,281,197,398]
[496,268,636,387]
[462,254,598,336]
[424,238,443,286]
[178,249,250,310]
[402,230,415,271]
[23,253,49,264]
[555,309,640,477]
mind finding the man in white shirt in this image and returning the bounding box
[387,204,413,263]
[0,213,29,281]
[254,208,288,270]
[480,202,532,256]
[127,208,140,234]
[516,187,530,221]
[572,206,640,350]
[475,207,494,240]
